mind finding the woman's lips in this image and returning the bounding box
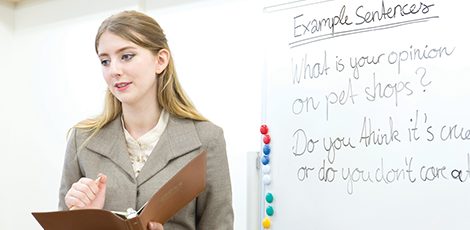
[115,82,132,91]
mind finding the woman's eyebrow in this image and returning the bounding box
[98,46,137,58]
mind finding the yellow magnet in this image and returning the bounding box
[262,218,271,228]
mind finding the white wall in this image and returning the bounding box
[0,0,263,229]
[145,1,264,228]
[0,0,17,228]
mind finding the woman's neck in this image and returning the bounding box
[121,101,162,140]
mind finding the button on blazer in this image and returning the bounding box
[59,113,234,229]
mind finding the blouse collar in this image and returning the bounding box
[121,109,169,152]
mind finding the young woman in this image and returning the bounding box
[59,11,234,230]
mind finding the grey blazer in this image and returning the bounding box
[59,114,234,229]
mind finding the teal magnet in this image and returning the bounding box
[266,205,274,216]
[266,192,274,203]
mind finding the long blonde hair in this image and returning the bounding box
[68,11,207,139]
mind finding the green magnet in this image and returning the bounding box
[265,192,274,203]
[266,205,274,216]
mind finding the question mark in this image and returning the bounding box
[416,67,431,92]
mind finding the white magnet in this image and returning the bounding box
[263,164,271,174]
[263,175,271,185]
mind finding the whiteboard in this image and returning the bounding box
[260,0,470,229]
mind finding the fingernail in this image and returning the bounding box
[149,222,155,228]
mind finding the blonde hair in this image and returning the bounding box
[68,10,207,139]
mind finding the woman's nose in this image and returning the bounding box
[110,60,122,78]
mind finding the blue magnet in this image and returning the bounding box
[263,144,271,155]
[261,155,270,165]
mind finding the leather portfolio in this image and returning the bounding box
[32,149,207,230]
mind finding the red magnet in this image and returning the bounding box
[260,125,268,134]
[263,134,271,144]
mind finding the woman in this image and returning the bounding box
[59,11,234,230]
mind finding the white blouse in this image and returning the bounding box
[121,109,169,177]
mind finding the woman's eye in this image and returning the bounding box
[101,59,110,66]
[122,54,136,60]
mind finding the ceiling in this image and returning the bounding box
[0,0,27,2]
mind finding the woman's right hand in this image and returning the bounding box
[65,173,108,210]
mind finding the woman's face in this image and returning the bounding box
[97,31,160,108]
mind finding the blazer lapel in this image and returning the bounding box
[84,115,136,182]
[136,114,202,186]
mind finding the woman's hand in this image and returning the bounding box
[65,173,108,210]
[148,222,164,230]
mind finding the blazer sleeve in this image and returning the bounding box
[196,126,234,229]
[58,128,84,210]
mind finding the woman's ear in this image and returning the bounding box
[155,49,170,74]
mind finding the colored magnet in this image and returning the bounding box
[266,205,274,216]
[262,218,271,228]
[262,165,270,174]
[260,125,269,134]
[265,192,274,203]
[263,175,271,185]
[263,144,271,155]
[263,134,271,144]
[261,155,270,165]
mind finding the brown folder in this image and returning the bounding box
[32,149,207,230]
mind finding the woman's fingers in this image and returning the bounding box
[81,177,100,193]
[65,194,86,209]
[65,177,100,209]
[148,222,164,230]
[76,180,97,198]
[96,173,107,193]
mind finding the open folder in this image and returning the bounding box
[32,149,207,230]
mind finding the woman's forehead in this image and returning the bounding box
[97,31,140,55]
